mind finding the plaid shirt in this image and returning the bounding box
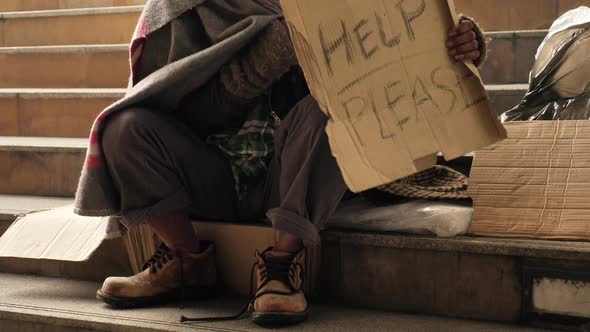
[207,104,275,197]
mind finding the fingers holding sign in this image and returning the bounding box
[446,19,481,63]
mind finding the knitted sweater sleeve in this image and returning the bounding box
[220,19,298,99]
[219,16,488,99]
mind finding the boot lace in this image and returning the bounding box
[256,252,303,296]
[142,243,175,273]
[180,248,303,323]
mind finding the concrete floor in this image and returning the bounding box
[0,273,550,332]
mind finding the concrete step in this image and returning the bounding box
[0,89,124,137]
[0,137,86,197]
[0,273,546,332]
[0,86,514,197]
[0,85,519,141]
[0,6,142,47]
[0,90,510,198]
[0,0,145,12]
[0,45,129,88]
[0,193,72,223]
[0,193,585,328]
[455,0,590,31]
[0,30,539,89]
[487,84,528,114]
[480,30,548,85]
[320,230,590,327]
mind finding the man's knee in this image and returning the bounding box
[289,95,328,131]
[102,108,161,160]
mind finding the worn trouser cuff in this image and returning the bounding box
[120,189,192,229]
[267,208,321,247]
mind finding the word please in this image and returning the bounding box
[341,65,486,146]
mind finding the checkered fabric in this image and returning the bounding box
[378,166,469,200]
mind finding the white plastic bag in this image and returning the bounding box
[328,197,473,238]
[501,6,590,121]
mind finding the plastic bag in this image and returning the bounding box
[501,7,590,121]
[327,197,473,238]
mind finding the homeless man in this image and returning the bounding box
[73,0,487,326]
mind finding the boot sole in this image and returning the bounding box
[96,286,219,309]
[251,309,309,326]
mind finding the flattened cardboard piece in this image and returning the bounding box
[282,0,506,192]
[194,221,276,296]
[0,205,109,261]
[469,121,590,240]
[0,207,319,296]
[193,221,319,296]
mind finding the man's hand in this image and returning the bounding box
[446,19,481,63]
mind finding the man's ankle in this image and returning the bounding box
[168,240,201,255]
[274,232,304,253]
[273,243,303,254]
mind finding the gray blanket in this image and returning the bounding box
[74,0,282,236]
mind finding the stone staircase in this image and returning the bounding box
[0,2,136,225]
[0,1,589,331]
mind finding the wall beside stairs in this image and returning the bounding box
[456,0,590,31]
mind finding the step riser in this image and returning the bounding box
[0,96,117,137]
[320,245,520,322]
[0,223,9,238]
[0,90,524,197]
[0,320,92,332]
[455,0,590,31]
[487,88,526,114]
[0,87,522,139]
[0,11,140,47]
[481,33,546,85]
[0,1,584,33]
[0,150,83,196]
[0,34,540,90]
[319,233,590,324]
[0,49,129,88]
[0,0,145,12]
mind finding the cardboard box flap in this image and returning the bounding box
[282,0,506,192]
[469,121,590,240]
[0,205,109,262]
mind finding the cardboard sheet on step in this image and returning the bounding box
[281,0,506,192]
[469,121,590,240]
[0,206,319,295]
[0,206,108,261]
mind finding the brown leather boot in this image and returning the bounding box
[96,243,218,308]
[251,248,308,326]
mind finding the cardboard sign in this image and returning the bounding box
[282,0,506,192]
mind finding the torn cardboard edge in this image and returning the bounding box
[282,0,506,193]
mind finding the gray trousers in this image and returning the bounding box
[102,95,348,246]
